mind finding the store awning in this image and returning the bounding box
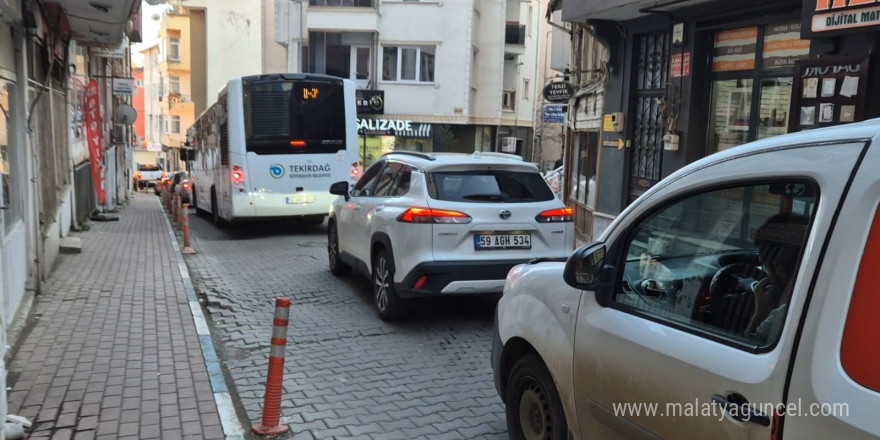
[561,0,714,22]
[42,0,141,44]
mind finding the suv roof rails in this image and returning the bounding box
[472,151,524,161]
[382,151,437,161]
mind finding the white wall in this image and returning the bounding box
[186,0,264,107]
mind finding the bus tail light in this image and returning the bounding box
[350,162,360,178]
[232,166,245,184]
[536,207,574,223]
[397,208,472,224]
[290,140,306,148]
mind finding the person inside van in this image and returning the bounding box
[745,212,810,344]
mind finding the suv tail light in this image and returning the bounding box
[182,182,191,189]
[536,207,573,223]
[397,208,472,224]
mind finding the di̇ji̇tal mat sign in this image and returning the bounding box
[803,0,880,37]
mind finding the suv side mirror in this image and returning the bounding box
[330,181,350,201]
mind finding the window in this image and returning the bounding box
[169,77,180,95]
[372,162,403,197]
[172,116,181,134]
[523,79,530,100]
[382,46,435,83]
[502,90,515,110]
[351,160,385,197]
[570,132,598,209]
[615,182,818,349]
[169,37,180,61]
[707,22,809,153]
[1,79,20,228]
[429,170,554,203]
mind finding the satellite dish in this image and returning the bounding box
[151,13,161,21]
[114,104,138,125]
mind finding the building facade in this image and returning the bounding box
[554,0,880,241]
[274,0,544,166]
[0,0,140,426]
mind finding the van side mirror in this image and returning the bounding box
[330,181,350,201]
[563,242,607,289]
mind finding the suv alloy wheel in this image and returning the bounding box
[372,248,405,321]
[328,222,351,276]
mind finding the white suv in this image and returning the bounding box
[328,151,575,320]
[492,120,880,440]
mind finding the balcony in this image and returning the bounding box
[505,24,525,45]
[162,93,195,114]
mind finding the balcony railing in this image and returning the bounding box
[310,0,373,6]
[166,93,191,103]
[505,24,526,45]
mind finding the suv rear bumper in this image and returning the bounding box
[395,259,528,298]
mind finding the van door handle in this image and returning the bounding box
[711,393,771,426]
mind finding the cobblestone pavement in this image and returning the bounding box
[184,212,508,439]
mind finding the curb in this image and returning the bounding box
[160,199,246,439]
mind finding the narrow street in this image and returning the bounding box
[184,212,508,439]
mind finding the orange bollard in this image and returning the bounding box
[182,204,196,254]
[252,297,291,436]
[176,194,183,231]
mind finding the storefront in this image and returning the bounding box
[558,0,880,239]
[356,118,434,167]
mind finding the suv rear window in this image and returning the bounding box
[138,164,161,172]
[429,170,554,203]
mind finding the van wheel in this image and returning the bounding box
[506,354,568,440]
[328,222,351,277]
[372,248,405,321]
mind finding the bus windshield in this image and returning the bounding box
[243,79,347,155]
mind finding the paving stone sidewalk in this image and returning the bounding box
[5,195,225,440]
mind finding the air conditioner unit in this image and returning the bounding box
[501,136,518,153]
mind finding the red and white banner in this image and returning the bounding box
[85,79,106,205]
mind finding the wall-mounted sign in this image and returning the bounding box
[712,27,758,72]
[112,78,134,96]
[802,0,880,37]
[788,57,869,132]
[357,118,432,138]
[672,23,685,45]
[762,22,811,68]
[543,81,573,103]
[670,53,691,78]
[356,90,384,115]
[91,41,127,59]
[543,104,566,123]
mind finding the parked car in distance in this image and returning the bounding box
[136,164,164,190]
[157,171,191,205]
[492,120,880,440]
[328,151,575,321]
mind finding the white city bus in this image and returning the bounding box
[187,74,360,225]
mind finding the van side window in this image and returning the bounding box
[615,182,818,349]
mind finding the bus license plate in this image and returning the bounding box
[285,196,315,205]
[474,233,531,250]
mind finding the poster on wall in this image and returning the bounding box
[85,79,106,205]
[788,57,869,132]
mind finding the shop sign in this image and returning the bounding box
[543,81,573,103]
[542,105,566,123]
[762,22,811,68]
[712,27,758,72]
[357,118,432,138]
[85,79,106,205]
[91,41,127,59]
[670,53,691,78]
[112,78,134,96]
[802,0,880,37]
[356,90,384,115]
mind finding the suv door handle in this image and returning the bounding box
[711,393,771,426]
[374,205,385,212]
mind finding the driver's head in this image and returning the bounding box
[754,212,810,285]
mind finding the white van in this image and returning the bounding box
[492,119,880,440]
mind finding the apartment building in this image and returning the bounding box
[275,0,544,165]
